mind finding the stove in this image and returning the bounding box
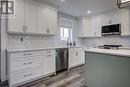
[98,45,122,50]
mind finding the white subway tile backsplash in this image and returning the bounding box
[7,35,56,50]
[83,36,130,47]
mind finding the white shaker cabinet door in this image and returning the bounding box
[69,48,85,68]
[101,13,110,26]
[46,7,58,34]
[8,0,24,32]
[110,10,121,24]
[38,4,48,34]
[24,0,38,33]
[69,48,77,68]
[95,15,102,37]
[42,50,56,76]
[81,17,91,37]
[121,9,130,36]
[76,48,85,65]
[90,16,96,37]
[38,5,58,34]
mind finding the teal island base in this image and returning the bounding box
[85,52,130,87]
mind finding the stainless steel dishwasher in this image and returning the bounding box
[56,48,68,72]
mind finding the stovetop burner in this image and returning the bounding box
[98,45,122,50]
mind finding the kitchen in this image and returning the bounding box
[0,0,130,87]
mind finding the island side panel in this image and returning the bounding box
[85,52,130,87]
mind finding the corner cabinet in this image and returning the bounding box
[78,16,102,37]
[78,17,90,37]
[8,0,58,35]
[68,47,85,69]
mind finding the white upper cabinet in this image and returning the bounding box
[8,0,25,32]
[78,9,130,37]
[101,10,121,26]
[78,15,102,37]
[101,13,110,26]
[38,5,58,34]
[120,9,130,36]
[78,17,90,37]
[94,15,102,37]
[110,10,121,24]
[24,0,38,33]
[90,15,102,37]
[46,7,58,34]
[8,0,58,35]
[38,4,48,34]
[89,17,95,37]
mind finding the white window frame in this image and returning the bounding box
[60,17,73,42]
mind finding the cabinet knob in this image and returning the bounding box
[24,53,32,56]
[47,55,51,57]
[46,51,51,53]
[109,20,112,24]
[24,73,32,77]
[24,62,32,65]
[94,32,97,36]
[46,28,50,33]
[76,52,78,56]
[82,32,84,36]
[23,26,27,32]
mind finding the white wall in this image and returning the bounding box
[1,17,8,81]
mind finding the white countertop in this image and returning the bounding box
[85,48,130,57]
[7,45,88,53]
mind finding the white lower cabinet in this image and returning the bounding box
[8,51,42,87]
[11,66,41,85]
[8,48,85,86]
[8,50,56,87]
[42,50,56,76]
[68,48,85,69]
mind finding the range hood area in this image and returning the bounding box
[117,0,130,8]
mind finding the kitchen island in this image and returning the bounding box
[85,48,130,87]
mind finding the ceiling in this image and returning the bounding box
[42,0,118,17]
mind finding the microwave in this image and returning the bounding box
[102,24,121,36]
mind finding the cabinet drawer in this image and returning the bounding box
[11,56,41,71]
[43,50,55,55]
[10,66,41,85]
[9,51,42,59]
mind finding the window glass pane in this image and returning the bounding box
[64,28,69,38]
[61,28,64,38]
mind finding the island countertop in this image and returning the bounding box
[84,48,130,57]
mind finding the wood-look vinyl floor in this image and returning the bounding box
[19,66,85,87]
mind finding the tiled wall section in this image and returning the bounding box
[83,36,130,47]
[7,34,84,50]
[8,35,56,49]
